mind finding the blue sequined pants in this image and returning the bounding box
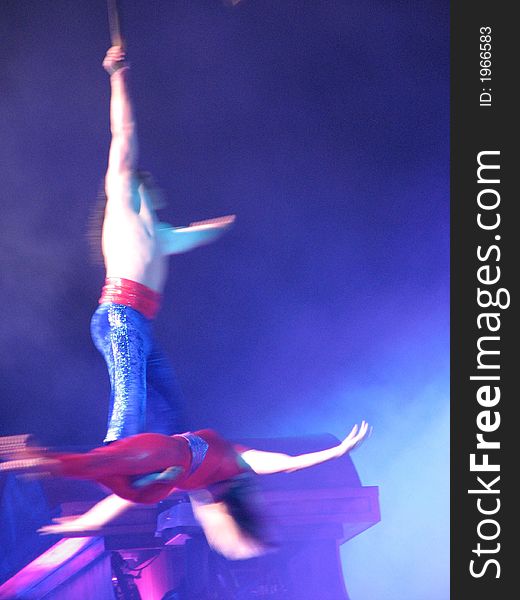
[91,304,183,443]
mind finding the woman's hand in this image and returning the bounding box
[337,421,371,456]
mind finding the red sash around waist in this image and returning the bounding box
[99,277,162,320]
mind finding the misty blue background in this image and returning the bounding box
[0,1,449,598]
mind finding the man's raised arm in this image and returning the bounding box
[103,46,138,209]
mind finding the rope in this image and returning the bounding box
[107,0,124,48]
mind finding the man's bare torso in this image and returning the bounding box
[102,179,168,293]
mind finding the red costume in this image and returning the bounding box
[49,429,249,504]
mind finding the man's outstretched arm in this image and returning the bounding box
[157,214,237,255]
[103,46,138,211]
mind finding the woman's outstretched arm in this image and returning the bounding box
[38,493,134,535]
[240,421,370,475]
